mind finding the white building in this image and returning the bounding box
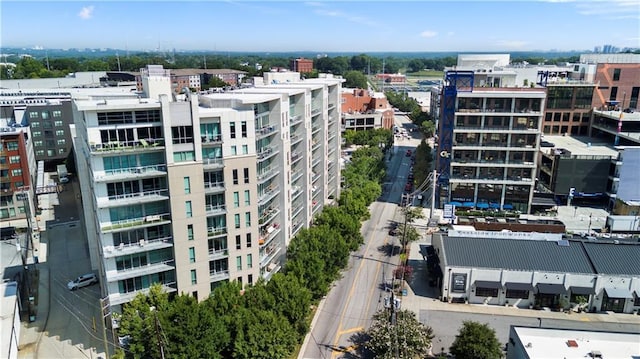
[71,65,342,308]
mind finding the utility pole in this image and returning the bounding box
[154,309,166,359]
[100,297,111,359]
[430,169,437,222]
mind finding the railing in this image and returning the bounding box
[95,164,167,181]
[311,107,322,116]
[109,282,177,306]
[257,146,278,160]
[261,264,281,280]
[104,236,173,258]
[290,114,303,125]
[209,270,230,281]
[312,157,321,168]
[292,221,303,234]
[292,169,303,182]
[207,226,227,237]
[291,152,302,163]
[108,259,175,281]
[256,125,277,138]
[312,124,321,133]
[259,207,279,227]
[201,134,222,144]
[203,158,224,168]
[107,189,168,202]
[260,246,282,268]
[90,138,165,153]
[290,133,303,144]
[292,186,302,198]
[205,204,226,215]
[101,213,171,232]
[259,224,281,247]
[208,248,228,260]
[259,185,280,204]
[204,181,225,192]
[258,167,277,183]
[291,201,304,218]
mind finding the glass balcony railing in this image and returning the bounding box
[101,213,171,232]
[103,236,173,259]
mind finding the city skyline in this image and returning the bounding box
[2,1,639,53]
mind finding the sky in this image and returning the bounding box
[1,0,639,53]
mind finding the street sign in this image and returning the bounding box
[443,204,454,219]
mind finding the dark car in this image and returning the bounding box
[405,150,412,157]
[388,223,399,236]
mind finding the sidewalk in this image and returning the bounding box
[401,238,640,326]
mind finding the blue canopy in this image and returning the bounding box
[489,202,500,209]
[449,201,463,206]
[476,202,489,209]
[462,202,475,207]
[503,204,514,210]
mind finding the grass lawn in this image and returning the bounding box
[406,70,444,77]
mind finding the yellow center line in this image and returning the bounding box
[331,204,386,357]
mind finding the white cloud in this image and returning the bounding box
[575,0,639,19]
[420,31,438,38]
[78,6,95,20]
[308,3,381,28]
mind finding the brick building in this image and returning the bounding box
[290,58,314,74]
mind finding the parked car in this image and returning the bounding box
[67,273,98,290]
[405,150,412,157]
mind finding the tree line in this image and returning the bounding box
[1,52,587,81]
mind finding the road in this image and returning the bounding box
[302,116,420,359]
[19,177,109,359]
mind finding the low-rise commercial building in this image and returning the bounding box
[432,231,640,314]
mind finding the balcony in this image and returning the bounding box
[259,185,280,205]
[204,181,225,194]
[312,140,321,151]
[201,134,222,145]
[311,107,322,116]
[312,157,321,168]
[290,114,303,126]
[291,152,303,163]
[291,201,304,218]
[109,282,176,306]
[312,124,321,134]
[292,186,303,199]
[260,246,282,268]
[209,270,230,282]
[205,204,226,216]
[94,164,167,182]
[259,224,281,248]
[256,125,278,139]
[259,207,279,227]
[261,263,281,280]
[97,189,169,208]
[208,248,229,261]
[207,226,227,238]
[312,199,322,214]
[290,133,303,145]
[291,168,303,183]
[257,146,279,161]
[203,157,224,169]
[90,138,165,154]
[258,167,278,184]
[101,213,171,233]
[312,172,321,183]
[106,260,175,282]
[292,221,303,235]
[103,236,173,259]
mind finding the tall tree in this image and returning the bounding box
[344,70,368,89]
[449,321,503,359]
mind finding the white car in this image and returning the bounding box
[67,273,98,290]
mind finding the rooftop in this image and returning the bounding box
[542,135,618,158]
[511,326,640,359]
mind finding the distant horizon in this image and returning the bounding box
[2,1,639,53]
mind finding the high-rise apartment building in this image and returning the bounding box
[71,66,342,308]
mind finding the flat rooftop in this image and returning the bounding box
[511,326,640,358]
[542,135,618,157]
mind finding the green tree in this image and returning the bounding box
[420,120,436,137]
[266,273,312,337]
[344,70,368,89]
[230,307,298,359]
[314,206,363,251]
[449,321,503,359]
[363,309,434,359]
[202,76,229,90]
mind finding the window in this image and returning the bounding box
[54,120,63,127]
[185,201,193,218]
[58,148,65,154]
[233,169,239,185]
[53,110,62,118]
[36,150,44,156]
[247,254,253,268]
[171,126,194,144]
[475,287,498,297]
[236,256,242,270]
[11,169,22,177]
[41,111,50,120]
[241,121,247,137]
[189,247,196,263]
[248,274,253,285]
[57,139,66,145]
[610,87,618,101]
[31,121,40,128]
[506,289,529,299]
[236,235,241,249]
[6,142,18,151]
[29,111,38,119]
[233,191,240,207]
[184,177,191,194]
[231,145,237,155]
[230,122,236,139]
[32,131,42,137]
[9,156,20,164]
[187,224,194,240]
[245,212,251,227]
[244,190,250,205]
[174,151,195,162]
[55,130,64,136]
[613,68,621,81]
[246,233,252,248]
[242,144,248,154]
[190,269,197,285]
[634,295,640,307]
[234,214,241,228]
[243,168,249,184]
